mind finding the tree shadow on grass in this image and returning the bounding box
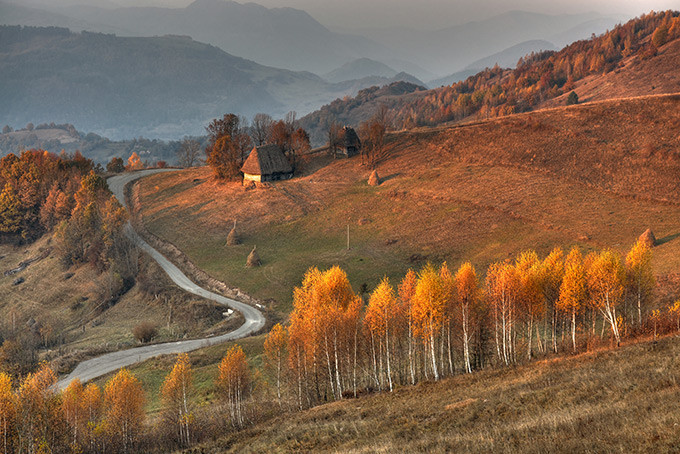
[656,232,680,245]
[380,173,401,183]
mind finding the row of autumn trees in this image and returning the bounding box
[269,241,658,409]
[0,364,146,453]
[2,241,665,452]
[205,112,311,180]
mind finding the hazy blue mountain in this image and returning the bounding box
[343,10,624,76]
[428,39,557,87]
[428,69,480,89]
[0,0,396,74]
[0,1,130,34]
[0,25,429,140]
[323,58,398,83]
[1,1,629,79]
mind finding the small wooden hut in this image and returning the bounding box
[241,144,293,183]
[336,126,361,157]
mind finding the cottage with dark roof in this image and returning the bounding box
[241,144,293,183]
[336,126,361,157]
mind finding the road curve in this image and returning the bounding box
[57,169,266,390]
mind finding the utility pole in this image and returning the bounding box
[347,224,350,250]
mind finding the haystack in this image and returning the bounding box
[639,228,656,247]
[226,220,240,246]
[246,246,261,267]
[368,169,381,186]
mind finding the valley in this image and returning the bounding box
[0,3,679,453]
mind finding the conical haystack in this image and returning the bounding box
[639,228,657,247]
[368,169,381,186]
[226,220,240,246]
[246,246,261,267]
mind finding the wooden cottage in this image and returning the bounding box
[241,144,293,183]
[336,126,361,157]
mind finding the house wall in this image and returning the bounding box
[244,172,293,183]
[243,173,261,182]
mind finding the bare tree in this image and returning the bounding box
[327,121,342,156]
[251,113,274,146]
[177,138,202,168]
[359,105,392,169]
[270,112,301,169]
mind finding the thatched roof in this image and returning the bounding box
[241,144,292,176]
[368,169,380,186]
[246,246,261,267]
[339,126,361,149]
[639,229,656,247]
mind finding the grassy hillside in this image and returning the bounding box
[137,93,680,314]
[194,333,680,452]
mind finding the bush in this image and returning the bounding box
[133,322,158,343]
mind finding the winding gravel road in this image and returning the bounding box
[56,169,266,390]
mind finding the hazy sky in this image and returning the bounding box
[52,0,680,29]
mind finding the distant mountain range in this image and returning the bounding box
[301,12,680,145]
[0,0,393,75]
[0,25,424,139]
[324,58,399,84]
[341,10,626,76]
[0,0,637,143]
[1,0,626,78]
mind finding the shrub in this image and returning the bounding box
[133,322,158,343]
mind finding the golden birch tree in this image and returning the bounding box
[558,248,587,352]
[218,345,250,427]
[625,241,655,327]
[588,249,625,346]
[516,251,544,359]
[398,269,418,384]
[455,262,479,373]
[365,278,399,391]
[412,264,445,380]
[161,353,193,447]
[103,368,146,453]
[264,324,287,406]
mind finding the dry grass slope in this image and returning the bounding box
[138,94,680,314]
[194,334,680,453]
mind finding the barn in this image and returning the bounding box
[241,144,293,183]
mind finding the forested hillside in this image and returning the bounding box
[301,11,680,141]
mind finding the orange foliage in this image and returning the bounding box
[103,369,145,452]
[218,345,250,426]
[161,353,193,446]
